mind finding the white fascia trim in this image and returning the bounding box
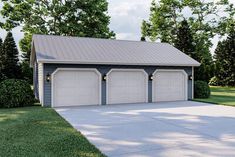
[152,69,188,101]
[192,66,194,99]
[51,68,102,107]
[37,60,201,67]
[106,68,148,104]
[41,63,44,107]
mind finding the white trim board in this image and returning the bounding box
[192,66,194,99]
[37,60,201,67]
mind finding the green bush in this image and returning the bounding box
[194,80,211,98]
[0,79,35,108]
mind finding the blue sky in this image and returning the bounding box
[0,0,233,56]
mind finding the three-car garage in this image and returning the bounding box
[31,35,200,107]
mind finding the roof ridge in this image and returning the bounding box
[33,34,169,45]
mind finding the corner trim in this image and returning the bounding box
[192,67,194,99]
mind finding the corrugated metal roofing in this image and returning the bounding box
[32,34,200,66]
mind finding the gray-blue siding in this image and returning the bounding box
[42,64,193,107]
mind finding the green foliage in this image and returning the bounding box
[0,79,35,108]
[175,20,195,57]
[20,32,32,62]
[214,25,235,86]
[141,0,183,43]
[194,59,214,83]
[0,0,115,40]
[142,0,234,82]
[194,80,211,98]
[0,37,3,81]
[0,0,115,83]
[1,32,21,79]
[20,61,33,84]
[216,3,235,35]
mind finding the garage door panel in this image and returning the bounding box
[107,70,148,104]
[53,69,101,107]
[153,70,187,102]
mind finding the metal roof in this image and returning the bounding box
[31,34,200,66]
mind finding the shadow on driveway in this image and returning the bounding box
[55,101,235,157]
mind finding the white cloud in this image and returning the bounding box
[108,0,151,40]
[116,33,140,40]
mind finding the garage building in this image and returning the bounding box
[30,35,200,107]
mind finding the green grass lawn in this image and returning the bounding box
[0,106,105,157]
[194,86,235,106]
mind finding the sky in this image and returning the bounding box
[0,0,152,54]
[0,0,233,56]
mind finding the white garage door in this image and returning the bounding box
[107,69,148,104]
[153,70,187,102]
[52,69,101,107]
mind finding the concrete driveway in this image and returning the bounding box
[55,101,235,157]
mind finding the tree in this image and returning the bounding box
[0,0,115,83]
[1,32,21,79]
[0,0,115,38]
[175,20,195,57]
[141,0,233,82]
[141,0,183,43]
[20,33,33,84]
[0,37,4,81]
[214,25,235,86]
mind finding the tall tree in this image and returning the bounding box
[214,25,235,86]
[0,37,4,81]
[1,32,21,79]
[0,0,115,38]
[0,0,115,83]
[19,33,33,83]
[141,0,233,82]
[141,0,183,43]
[175,20,195,57]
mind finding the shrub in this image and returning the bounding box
[194,80,211,98]
[0,79,35,108]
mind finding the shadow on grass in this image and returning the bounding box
[0,106,105,157]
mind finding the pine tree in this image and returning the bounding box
[214,25,235,86]
[1,32,21,79]
[175,20,195,57]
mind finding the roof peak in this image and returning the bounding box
[33,34,169,45]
